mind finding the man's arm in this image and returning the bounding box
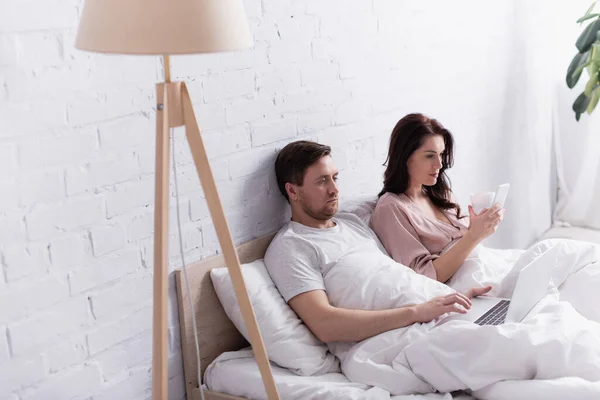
[289,289,474,343]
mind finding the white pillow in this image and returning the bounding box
[210,260,339,376]
[339,195,378,225]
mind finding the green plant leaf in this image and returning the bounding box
[576,19,600,52]
[582,1,598,20]
[572,59,592,83]
[578,13,600,23]
[589,45,600,76]
[585,70,599,96]
[589,60,600,79]
[587,85,600,113]
[589,45,597,75]
[574,92,592,121]
[567,51,591,88]
[587,86,600,113]
[592,43,600,61]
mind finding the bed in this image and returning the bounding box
[174,232,472,400]
[174,211,600,399]
[539,225,600,244]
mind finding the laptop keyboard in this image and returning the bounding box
[474,300,511,326]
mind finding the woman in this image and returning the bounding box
[371,113,503,283]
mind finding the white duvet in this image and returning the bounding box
[324,239,600,400]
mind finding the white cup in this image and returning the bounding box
[470,192,495,214]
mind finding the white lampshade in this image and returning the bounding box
[76,0,253,55]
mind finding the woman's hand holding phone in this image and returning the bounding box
[466,203,504,244]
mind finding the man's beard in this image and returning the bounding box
[301,199,337,221]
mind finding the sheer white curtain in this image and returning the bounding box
[553,1,600,229]
[554,106,600,229]
[449,0,557,249]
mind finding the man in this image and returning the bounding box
[264,140,490,345]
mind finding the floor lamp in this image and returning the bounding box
[75,1,280,399]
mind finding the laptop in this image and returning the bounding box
[442,244,559,326]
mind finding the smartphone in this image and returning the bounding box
[493,183,510,207]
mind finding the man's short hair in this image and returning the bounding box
[275,140,332,202]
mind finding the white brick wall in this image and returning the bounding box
[0,181,18,211]
[0,355,46,397]
[93,332,152,379]
[0,277,68,324]
[25,195,105,240]
[44,336,88,374]
[49,233,88,271]
[65,154,139,196]
[87,306,151,355]
[249,117,298,147]
[0,327,9,364]
[89,273,152,319]
[98,115,153,150]
[0,213,27,244]
[203,70,256,102]
[18,170,65,206]
[0,144,17,179]
[0,0,562,398]
[68,248,141,293]
[104,180,154,218]
[19,128,97,170]
[2,243,50,282]
[90,224,126,256]
[21,365,103,400]
[8,297,90,354]
[92,367,151,400]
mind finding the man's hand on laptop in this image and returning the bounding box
[413,292,472,323]
[412,285,492,323]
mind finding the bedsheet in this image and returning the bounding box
[205,349,474,400]
[340,239,600,399]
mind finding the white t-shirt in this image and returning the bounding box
[264,213,388,362]
[264,213,387,303]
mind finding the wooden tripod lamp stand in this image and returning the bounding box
[75,1,280,399]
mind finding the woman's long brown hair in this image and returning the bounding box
[378,113,464,219]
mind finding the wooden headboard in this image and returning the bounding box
[175,232,276,399]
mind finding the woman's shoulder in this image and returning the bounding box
[376,192,411,210]
[373,192,412,219]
